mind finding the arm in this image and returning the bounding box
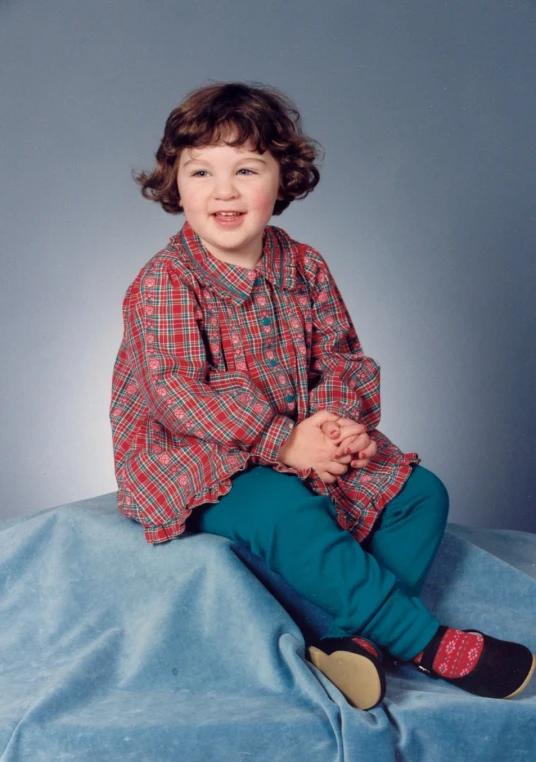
[307,253,381,430]
[124,262,293,462]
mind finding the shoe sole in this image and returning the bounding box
[504,653,536,699]
[308,646,384,710]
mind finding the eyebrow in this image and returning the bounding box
[182,156,268,168]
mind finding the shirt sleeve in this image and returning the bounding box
[123,262,294,461]
[307,255,381,429]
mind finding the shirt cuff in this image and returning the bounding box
[249,416,318,483]
[249,414,295,464]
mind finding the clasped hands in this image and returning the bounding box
[276,410,377,485]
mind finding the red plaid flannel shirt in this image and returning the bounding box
[110,222,419,544]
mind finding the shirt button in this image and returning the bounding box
[269,359,277,367]
[286,394,295,403]
[262,317,271,326]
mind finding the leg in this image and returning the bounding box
[363,465,449,597]
[193,465,535,702]
[191,465,439,661]
[366,467,535,700]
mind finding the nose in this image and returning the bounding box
[212,173,239,200]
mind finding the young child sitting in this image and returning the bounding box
[110,81,535,710]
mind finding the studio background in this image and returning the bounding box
[1,0,535,531]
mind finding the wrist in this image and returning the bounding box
[276,443,288,465]
[277,428,301,468]
[276,435,292,466]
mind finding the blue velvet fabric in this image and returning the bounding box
[1,493,535,761]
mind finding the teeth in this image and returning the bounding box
[216,212,241,216]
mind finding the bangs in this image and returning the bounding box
[185,118,267,154]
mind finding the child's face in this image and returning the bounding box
[177,137,282,269]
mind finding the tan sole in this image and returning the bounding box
[504,653,536,699]
[308,646,384,710]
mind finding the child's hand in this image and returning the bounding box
[321,417,377,469]
[277,411,352,484]
[320,418,368,468]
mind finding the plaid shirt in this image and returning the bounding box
[111,222,419,544]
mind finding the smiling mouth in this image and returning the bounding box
[212,211,244,217]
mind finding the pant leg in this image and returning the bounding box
[363,465,449,597]
[192,465,439,660]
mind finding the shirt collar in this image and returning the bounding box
[171,221,299,304]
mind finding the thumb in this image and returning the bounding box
[310,410,340,428]
[320,420,341,437]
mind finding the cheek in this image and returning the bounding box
[249,186,279,212]
[178,184,204,213]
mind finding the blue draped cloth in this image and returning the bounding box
[1,493,535,761]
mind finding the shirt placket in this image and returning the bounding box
[262,279,303,416]
[277,289,311,422]
[218,301,249,373]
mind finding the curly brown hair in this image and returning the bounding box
[134,81,322,216]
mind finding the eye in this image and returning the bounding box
[191,170,209,177]
[237,168,255,175]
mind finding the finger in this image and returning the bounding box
[335,432,370,457]
[312,410,341,428]
[332,426,366,447]
[357,441,377,460]
[334,437,357,458]
[334,453,352,465]
[325,460,348,476]
[335,417,364,429]
[321,421,340,438]
[352,433,371,453]
[337,422,366,437]
[350,457,370,468]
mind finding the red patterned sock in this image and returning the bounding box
[413,628,485,678]
[351,636,380,660]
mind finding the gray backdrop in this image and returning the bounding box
[1,0,535,531]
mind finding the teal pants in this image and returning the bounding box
[191,465,449,660]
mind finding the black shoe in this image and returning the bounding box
[307,636,386,710]
[416,625,536,699]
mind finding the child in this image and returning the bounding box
[110,81,535,710]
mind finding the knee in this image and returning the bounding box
[414,466,450,527]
